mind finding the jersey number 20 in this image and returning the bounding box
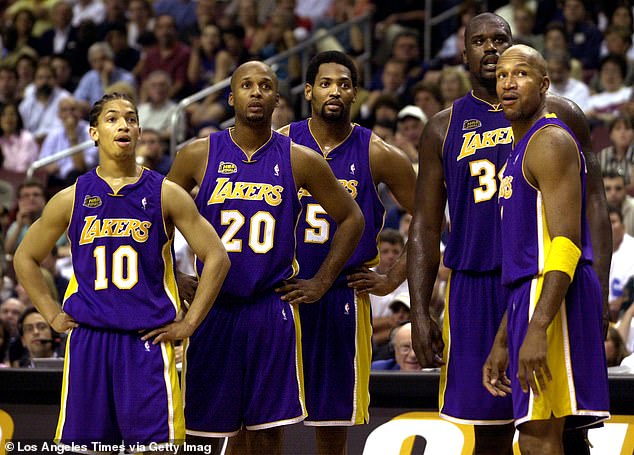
[220,210,275,254]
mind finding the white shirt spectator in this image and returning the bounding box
[173,229,195,275]
[370,280,409,319]
[295,0,330,22]
[72,0,105,27]
[0,130,40,173]
[548,78,591,112]
[138,100,177,133]
[610,232,634,302]
[18,86,71,140]
[586,86,633,116]
[39,120,98,179]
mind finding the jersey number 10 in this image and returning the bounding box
[93,245,139,290]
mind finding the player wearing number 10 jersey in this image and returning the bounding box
[13,93,229,448]
[167,61,363,454]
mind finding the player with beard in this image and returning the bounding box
[277,51,416,455]
[168,61,364,455]
[408,13,610,455]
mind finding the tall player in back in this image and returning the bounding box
[408,13,611,454]
[277,50,416,454]
[167,61,364,455]
[490,44,609,453]
[13,93,230,448]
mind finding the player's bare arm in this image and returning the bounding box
[14,186,78,333]
[483,311,512,397]
[166,136,210,192]
[347,134,417,296]
[408,110,450,368]
[546,94,611,335]
[142,180,230,344]
[518,126,582,395]
[166,137,210,303]
[276,143,364,304]
[275,124,291,136]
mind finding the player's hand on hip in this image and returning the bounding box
[51,312,78,333]
[142,319,196,345]
[176,271,198,309]
[517,326,551,395]
[411,316,445,368]
[276,278,327,304]
[347,267,395,296]
[482,342,512,397]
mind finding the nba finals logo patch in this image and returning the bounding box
[218,161,238,174]
[462,119,481,131]
[83,195,102,208]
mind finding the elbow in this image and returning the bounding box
[12,246,27,280]
[353,207,365,240]
[219,251,231,278]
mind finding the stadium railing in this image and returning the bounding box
[26,1,465,178]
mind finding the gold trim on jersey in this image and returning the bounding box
[54,328,74,443]
[161,341,185,441]
[354,293,372,424]
[470,91,503,112]
[62,274,79,304]
[307,119,356,159]
[162,239,180,314]
[520,120,582,193]
[228,128,273,163]
[95,166,145,196]
[438,272,452,415]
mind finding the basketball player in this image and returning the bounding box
[277,50,416,454]
[13,93,230,448]
[408,13,610,454]
[167,61,364,455]
[491,43,609,454]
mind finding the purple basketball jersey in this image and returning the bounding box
[64,168,179,330]
[289,120,383,279]
[195,130,301,297]
[498,114,594,287]
[443,92,513,272]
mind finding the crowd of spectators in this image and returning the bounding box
[4,0,634,371]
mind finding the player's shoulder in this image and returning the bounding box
[420,106,452,147]
[45,184,76,215]
[177,135,211,161]
[529,121,579,156]
[276,124,291,136]
[544,93,585,122]
[369,131,409,161]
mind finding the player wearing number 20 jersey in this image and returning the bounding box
[183,129,307,436]
[439,91,514,424]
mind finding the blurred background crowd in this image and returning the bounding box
[1,0,634,373]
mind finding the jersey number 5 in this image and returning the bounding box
[93,245,138,290]
[304,204,330,244]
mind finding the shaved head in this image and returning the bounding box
[499,44,547,77]
[230,61,278,91]
[465,12,511,48]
